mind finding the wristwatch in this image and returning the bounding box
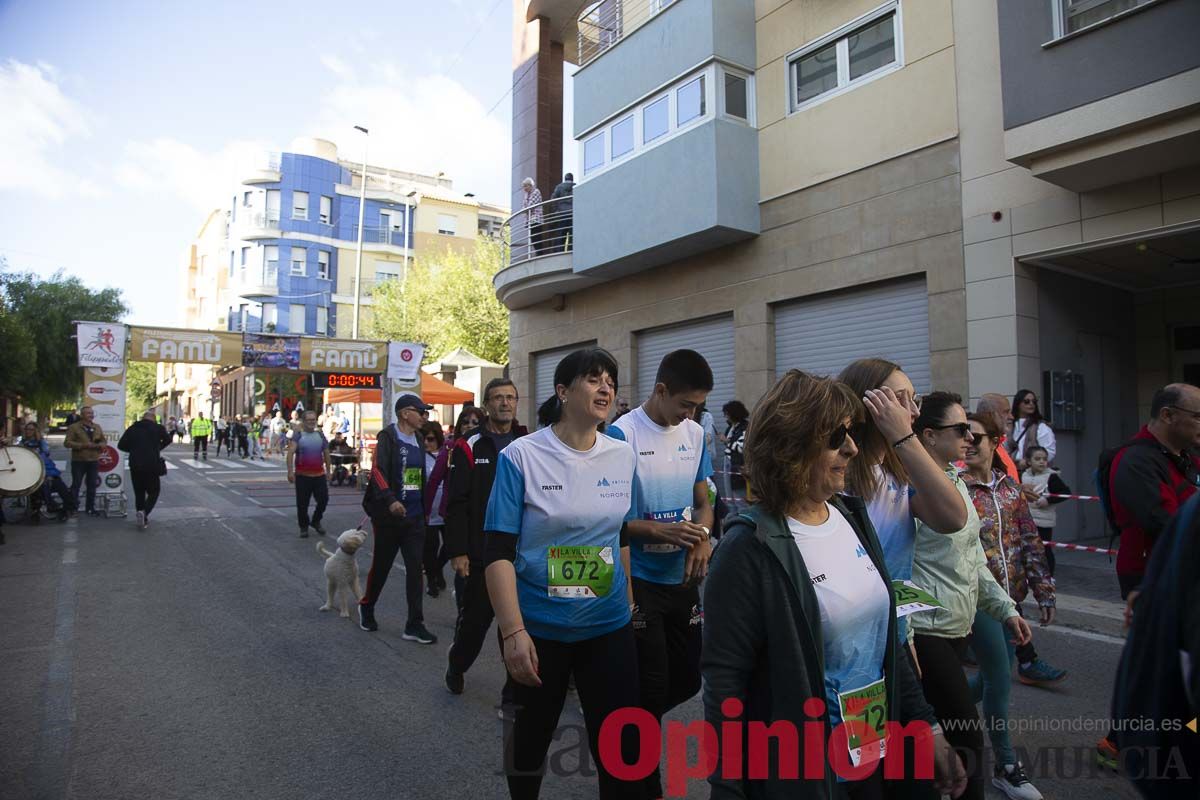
[699,525,711,539]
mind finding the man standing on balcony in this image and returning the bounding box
[521,177,544,257]
[549,172,574,253]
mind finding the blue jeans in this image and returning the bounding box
[969,609,1016,765]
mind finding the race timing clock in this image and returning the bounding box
[311,372,382,389]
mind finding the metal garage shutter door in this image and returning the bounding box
[636,315,735,414]
[774,277,931,391]
[533,342,597,409]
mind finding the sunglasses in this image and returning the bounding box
[826,424,863,450]
[424,436,438,443]
[930,422,975,440]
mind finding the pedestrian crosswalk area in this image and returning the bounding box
[53,456,287,475]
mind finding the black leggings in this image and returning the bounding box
[506,624,645,800]
[632,578,702,797]
[360,517,425,626]
[424,524,446,586]
[448,562,496,675]
[913,634,985,800]
[129,470,162,516]
[1036,526,1055,575]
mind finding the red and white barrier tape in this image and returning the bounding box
[1045,493,1101,501]
[1045,541,1118,555]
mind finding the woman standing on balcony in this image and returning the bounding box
[521,177,544,257]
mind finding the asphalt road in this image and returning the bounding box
[0,439,1151,799]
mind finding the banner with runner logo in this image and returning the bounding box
[386,341,425,383]
[299,338,386,373]
[76,321,127,368]
[242,333,301,369]
[82,363,127,496]
[129,326,243,366]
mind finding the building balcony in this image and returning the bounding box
[350,225,410,249]
[242,153,282,185]
[496,198,601,309]
[241,213,281,240]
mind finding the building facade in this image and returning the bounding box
[162,137,507,417]
[501,0,1200,542]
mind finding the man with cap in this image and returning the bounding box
[358,393,437,644]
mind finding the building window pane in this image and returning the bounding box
[677,75,706,125]
[316,307,328,335]
[265,246,279,282]
[724,73,748,119]
[848,14,896,80]
[643,96,669,143]
[289,305,305,334]
[584,132,606,174]
[1064,0,1152,33]
[292,190,308,220]
[229,251,235,276]
[319,195,332,224]
[317,251,329,279]
[291,247,306,275]
[437,214,457,235]
[611,115,634,159]
[266,190,280,223]
[240,246,249,265]
[795,42,838,104]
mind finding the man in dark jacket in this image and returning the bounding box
[118,411,172,529]
[358,393,437,644]
[1109,383,1200,599]
[443,378,523,694]
[547,172,574,252]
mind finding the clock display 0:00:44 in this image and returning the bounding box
[316,372,381,388]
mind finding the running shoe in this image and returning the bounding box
[1096,737,1119,770]
[445,669,464,695]
[402,623,437,645]
[312,522,326,536]
[992,763,1042,800]
[358,604,378,632]
[136,511,146,530]
[298,528,309,538]
[1018,659,1067,686]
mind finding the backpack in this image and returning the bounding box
[1095,438,1159,535]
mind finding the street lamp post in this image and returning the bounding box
[401,190,417,330]
[351,124,369,340]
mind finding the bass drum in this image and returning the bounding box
[0,446,46,497]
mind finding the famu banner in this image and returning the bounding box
[299,338,387,373]
[129,326,243,366]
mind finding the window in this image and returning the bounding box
[317,251,329,279]
[289,305,306,334]
[1054,0,1155,36]
[320,195,332,224]
[240,246,249,266]
[643,96,669,143]
[437,214,457,236]
[242,191,252,207]
[788,4,899,111]
[290,247,306,275]
[238,303,248,332]
[584,132,606,174]
[266,190,280,223]
[264,246,279,282]
[723,72,748,120]
[292,190,308,220]
[677,75,706,125]
[316,307,328,336]
[611,115,634,159]
[262,303,276,329]
[229,251,235,276]
[231,198,236,223]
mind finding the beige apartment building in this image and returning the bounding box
[500,0,1200,542]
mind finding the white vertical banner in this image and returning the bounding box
[76,321,127,368]
[386,341,425,383]
[83,363,126,496]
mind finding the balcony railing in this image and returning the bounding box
[351,225,409,248]
[578,0,674,66]
[503,196,574,267]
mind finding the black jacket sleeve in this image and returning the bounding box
[444,444,473,559]
[158,425,172,449]
[369,430,399,511]
[1113,449,1173,541]
[485,532,517,564]
[117,427,132,453]
[1047,472,1071,505]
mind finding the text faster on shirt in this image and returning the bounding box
[609,406,713,585]
[484,426,636,643]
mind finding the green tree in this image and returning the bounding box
[0,299,37,395]
[125,361,160,423]
[0,266,128,420]
[368,238,509,365]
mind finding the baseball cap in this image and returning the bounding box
[395,393,433,413]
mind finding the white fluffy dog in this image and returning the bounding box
[318,528,368,618]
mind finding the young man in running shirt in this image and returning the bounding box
[608,349,715,799]
[287,410,331,538]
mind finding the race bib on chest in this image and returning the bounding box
[642,507,690,553]
[547,545,615,598]
[837,678,888,767]
[403,466,422,493]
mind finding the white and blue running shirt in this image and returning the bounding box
[864,465,918,640]
[484,425,636,643]
[609,406,713,585]
[787,506,890,735]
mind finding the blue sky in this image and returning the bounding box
[0,0,548,326]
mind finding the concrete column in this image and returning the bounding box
[511,5,564,213]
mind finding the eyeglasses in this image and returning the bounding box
[827,424,860,450]
[929,422,975,440]
[1168,405,1200,420]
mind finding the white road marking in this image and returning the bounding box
[61,548,77,564]
[64,530,77,544]
[180,460,212,470]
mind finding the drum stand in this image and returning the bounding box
[98,492,128,518]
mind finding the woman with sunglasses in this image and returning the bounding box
[962,412,1060,800]
[704,371,965,799]
[909,392,1033,800]
[484,348,643,799]
[1008,390,1055,471]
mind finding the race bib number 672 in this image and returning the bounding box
[547,545,615,598]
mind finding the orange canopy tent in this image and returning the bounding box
[322,372,475,406]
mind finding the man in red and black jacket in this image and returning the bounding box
[443,378,525,695]
[1109,383,1200,599]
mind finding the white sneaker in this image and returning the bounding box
[136,511,146,529]
[993,763,1043,800]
